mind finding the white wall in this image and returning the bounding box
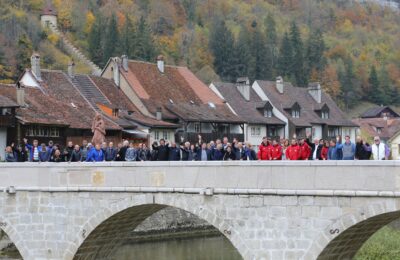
[245,124,266,152]
[0,127,7,161]
[41,15,57,28]
[312,125,323,140]
[390,132,400,160]
[150,129,176,144]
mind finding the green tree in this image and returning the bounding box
[0,47,12,81]
[119,15,136,58]
[88,15,104,66]
[250,23,269,80]
[209,20,235,81]
[265,14,278,79]
[16,34,33,74]
[277,32,293,79]
[103,14,119,64]
[338,58,359,109]
[378,66,392,105]
[290,22,307,87]
[368,65,385,105]
[233,27,253,80]
[306,29,326,75]
[134,16,156,62]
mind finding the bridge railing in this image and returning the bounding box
[0,161,398,195]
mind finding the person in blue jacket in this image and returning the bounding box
[328,139,343,160]
[86,144,104,162]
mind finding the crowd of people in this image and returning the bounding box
[3,134,391,162]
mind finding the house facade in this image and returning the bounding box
[353,106,400,159]
[210,77,285,151]
[252,77,358,141]
[0,90,19,160]
[101,55,244,143]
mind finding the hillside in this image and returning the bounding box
[0,0,399,111]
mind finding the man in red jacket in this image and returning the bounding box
[257,137,271,160]
[286,139,301,160]
[271,139,282,160]
[299,138,311,160]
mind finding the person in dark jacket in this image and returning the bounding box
[63,141,74,162]
[234,142,245,160]
[168,142,181,161]
[51,149,63,162]
[212,143,224,161]
[223,146,236,161]
[243,143,257,160]
[104,142,117,161]
[196,143,212,161]
[80,140,89,161]
[189,144,197,161]
[117,140,129,161]
[355,136,372,160]
[70,145,82,162]
[155,139,169,161]
[14,144,28,162]
[137,143,151,161]
[5,146,16,162]
[39,143,51,162]
[180,142,191,161]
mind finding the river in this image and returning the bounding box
[113,235,243,260]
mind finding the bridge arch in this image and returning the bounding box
[65,194,249,260]
[0,215,29,259]
[305,200,400,260]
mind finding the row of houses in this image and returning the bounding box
[0,53,361,159]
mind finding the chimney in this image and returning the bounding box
[31,53,41,81]
[157,55,164,73]
[112,57,120,86]
[67,60,75,78]
[308,82,322,103]
[16,85,25,106]
[156,107,162,120]
[121,55,128,72]
[276,76,284,94]
[236,77,250,101]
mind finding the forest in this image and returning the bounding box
[0,0,399,110]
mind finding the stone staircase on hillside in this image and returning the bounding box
[70,74,111,112]
[47,23,102,76]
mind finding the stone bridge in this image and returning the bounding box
[0,161,399,260]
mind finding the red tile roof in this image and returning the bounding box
[0,89,19,107]
[41,4,57,16]
[352,118,400,140]
[121,60,240,123]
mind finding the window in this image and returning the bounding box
[251,127,261,136]
[264,109,272,118]
[377,127,382,134]
[163,131,169,140]
[321,111,329,119]
[154,131,159,140]
[292,109,300,118]
[328,127,340,137]
[26,126,60,137]
[1,108,11,115]
[194,123,201,133]
[291,103,300,118]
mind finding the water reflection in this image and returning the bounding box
[113,235,243,260]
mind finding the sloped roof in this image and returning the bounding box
[212,82,285,125]
[90,76,178,128]
[352,118,400,140]
[41,4,57,16]
[361,106,400,118]
[0,91,19,108]
[256,80,357,127]
[120,60,241,123]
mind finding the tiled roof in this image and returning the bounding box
[361,106,400,118]
[212,82,285,125]
[0,90,19,108]
[90,76,178,128]
[352,118,400,140]
[41,4,57,16]
[120,60,239,123]
[256,80,357,127]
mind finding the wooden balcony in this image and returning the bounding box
[0,115,15,127]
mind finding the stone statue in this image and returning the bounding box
[91,113,106,145]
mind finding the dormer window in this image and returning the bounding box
[264,102,273,118]
[377,127,382,134]
[291,103,300,118]
[113,108,119,117]
[321,105,329,119]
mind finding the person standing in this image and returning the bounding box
[86,144,104,162]
[355,136,372,160]
[342,135,356,160]
[125,142,137,161]
[328,139,343,160]
[271,140,283,160]
[168,142,181,161]
[197,143,212,161]
[371,136,390,160]
[24,138,41,162]
[117,140,129,161]
[286,139,301,160]
[234,142,245,160]
[70,145,82,162]
[104,142,117,161]
[223,146,236,161]
[258,137,271,160]
[180,142,191,161]
[321,140,329,160]
[5,146,16,162]
[63,141,74,162]
[51,149,63,162]
[80,140,89,162]
[155,139,169,161]
[39,143,51,162]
